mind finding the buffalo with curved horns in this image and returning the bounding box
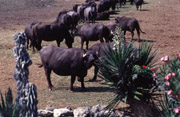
[40,45,98,91]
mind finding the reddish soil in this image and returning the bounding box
[0,0,180,109]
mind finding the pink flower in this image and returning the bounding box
[167,90,172,95]
[168,73,172,78]
[153,73,157,78]
[165,76,170,80]
[164,56,169,61]
[179,53,180,59]
[172,73,176,77]
[161,56,169,62]
[165,81,170,86]
[161,56,165,61]
[174,108,179,113]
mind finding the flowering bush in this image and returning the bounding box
[157,54,180,117]
[98,27,158,113]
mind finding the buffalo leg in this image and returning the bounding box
[70,74,76,91]
[56,40,61,47]
[79,77,85,90]
[86,40,89,50]
[131,31,134,42]
[92,65,98,81]
[26,38,29,49]
[136,5,139,10]
[137,29,140,42]
[81,37,85,49]
[124,31,126,41]
[44,67,53,90]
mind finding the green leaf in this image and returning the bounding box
[134,95,140,101]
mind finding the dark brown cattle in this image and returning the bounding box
[115,16,145,42]
[89,42,114,81]
[96,11,110,20]
[77,23,112,49]
[32,22,74,50]
[24,21,38,50]
[134,0,144,10]
[56,12,72,30]
[40,45,98,91]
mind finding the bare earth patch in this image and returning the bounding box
[0,0,180,110]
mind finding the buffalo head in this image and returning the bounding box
[83,50,98,69]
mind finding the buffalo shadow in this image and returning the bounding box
[73,86,116,92]
[132,38,156,42]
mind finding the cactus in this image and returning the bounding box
[13,32,38,117]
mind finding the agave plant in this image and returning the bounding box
[98,26,158,113]
[0,88,19,117]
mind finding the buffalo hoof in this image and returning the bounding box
[69,88,74,92]
[48,86,54,91]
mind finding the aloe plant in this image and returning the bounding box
[0,88,19,117]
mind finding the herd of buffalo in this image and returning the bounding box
[24,0,145,91]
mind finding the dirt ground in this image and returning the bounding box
[0,0,180,110]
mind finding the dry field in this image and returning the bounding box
[0,0,180,110]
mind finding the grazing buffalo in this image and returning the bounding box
[115,16,145,41]
[77,23,111,49]
[89,41,131,81]
[106,22,119,40]
[33,22,74,50]
[96,11,110,20]
[96,0,110,13]
[24,21,38,51]
[84,3,97,23]
[77,5,88,22]
[56,11,72,30]
[130,0,134,5]
[134,0,144,10]
[40,45,98,91]
[106,22,119,33]
[118,0,126,8]
[89,42,114,81]
[67,11,80,33]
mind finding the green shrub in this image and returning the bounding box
[0,88,19,117]
[98,27,158,111]
[157,54,180,117]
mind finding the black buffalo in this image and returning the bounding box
[84,3,97,23]
[33,22,74,50]
[24,21,38,51]
[96,11,110,20]
[67,11,80,33]
[115,16,145,42]
[89,42,114,81]
[118,0,126,8]
[96,0,110,13]
[40,45,98,91]
[77,23,111,49]
[56,11,72,30]
[89,41,131,81]
[134,0,144,10]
